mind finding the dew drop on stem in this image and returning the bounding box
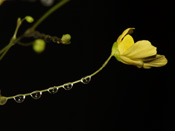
[14,95,26,103]
[63,82,73,90]
[81,76,91,84]
[30,91,42,99]
[48,87,59,94]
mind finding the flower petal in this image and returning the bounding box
[119,56,143,68]
[122,40,157,59]
[118,34,135,54]
[143,55,168,69]
[117,28,135,44]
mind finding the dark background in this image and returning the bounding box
[0,0,171,130]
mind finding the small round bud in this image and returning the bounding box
[0,96,8,105]
[61,34,71,44]
[25,16,34,23]
[33,39,46,53]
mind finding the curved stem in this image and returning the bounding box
[0,35,23,61]
[0,45,8,55]
[17,41,33,46]
[90,54,113,77]
[0,47,9,61]
[31,0,70,30]
[5,54,113,101]
[0,40,15,61]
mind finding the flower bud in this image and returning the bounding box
[33,39,46,53]
[25,16,34,23]
[0,95,7,105]
[17,17,22,25]
[61,34,71,44]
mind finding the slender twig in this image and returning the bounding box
[90,54,113,77]
[30,0,70,31]
[0,45,8,55]
[5,54,113,102]
[0,0,70,61]
[0,40,14,60]
[17,42,33,46]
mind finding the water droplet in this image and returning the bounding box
[30,91,42,99]
[14,95,25,103]
[63,82,73,90]
[48,87,59,94]
[81,76,91,84]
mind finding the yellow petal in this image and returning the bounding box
[117,28,135,44]
[143,55,168,69]
[122,40,157,59]
[119,56,143,68]
[118,35,135,54]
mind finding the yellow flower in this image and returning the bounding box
[112,28,168,69]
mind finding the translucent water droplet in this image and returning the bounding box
[63,82,73,90]
[30,91,42,99]
[81,76,91,84]
[48,87,59,94]
[14,95,25,103]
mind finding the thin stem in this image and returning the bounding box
[90,54,113,77]
[5,54,113,101]
[0,0,69,61]
[30,0,70,30]
[0,18,21,55]
[0,18,25,60]
[0,47,9,61]
[0,45,8,55]
[0,35,21,61]
[13,18,21,39]
[0,40,14,61]
[17,41,33,46]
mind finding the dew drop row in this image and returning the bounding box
[4,76,91,104]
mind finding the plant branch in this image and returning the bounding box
[0,0,70,61]
[30,0,70,31]
[90,54,113,77]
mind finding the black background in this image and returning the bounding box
[0,0,171,130]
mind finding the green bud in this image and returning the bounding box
[25,16,34,23]
[0,96,8,105]
[61,34,71,44]
[17,17,22,25]
[33,39,46,53]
